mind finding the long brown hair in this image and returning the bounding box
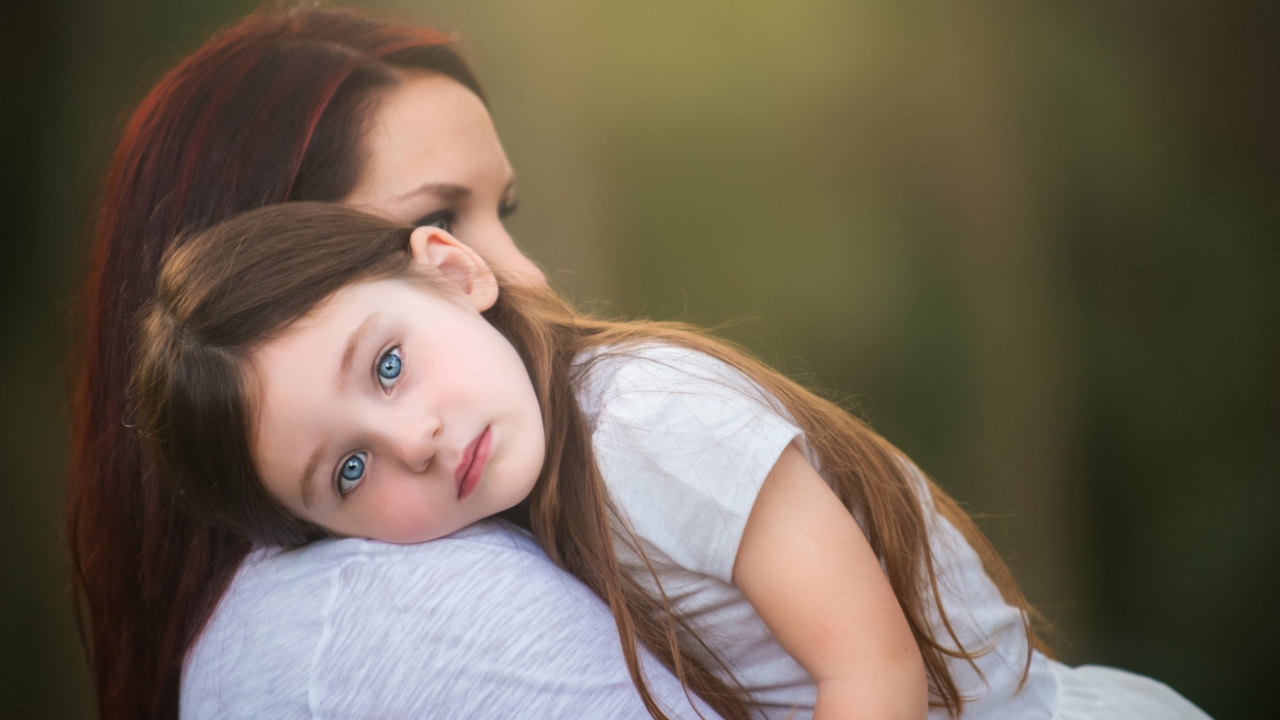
[135,203,1045,720]
[68,7,488,719]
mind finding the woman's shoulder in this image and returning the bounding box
[188,521,563,692]
[226,521,553,607]
[185,523,587,716]
[183,520,717,720]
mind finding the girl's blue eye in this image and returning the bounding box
[377,347,402,388]
[337,452,366,496]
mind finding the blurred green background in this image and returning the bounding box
[2,0,1275,717]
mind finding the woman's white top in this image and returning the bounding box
[181,521,716,719]
[574,343,1062,720]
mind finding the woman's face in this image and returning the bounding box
[343,72,546,286]
[249,229,546,543]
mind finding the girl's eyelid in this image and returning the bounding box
[336,344,402,500]
[373,345,404,393]
[333,451,369,500]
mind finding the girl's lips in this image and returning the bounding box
[456,426,491,500]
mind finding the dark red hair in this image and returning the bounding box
[67,6,483,719]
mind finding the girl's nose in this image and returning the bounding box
[386,411,441,473]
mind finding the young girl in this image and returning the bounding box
[133,202,1209,720]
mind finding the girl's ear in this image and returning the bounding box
[408,226,499,311]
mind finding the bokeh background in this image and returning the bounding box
[2,0,1276,717]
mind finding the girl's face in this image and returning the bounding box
[249,228,546,543]
[343,72,546,286]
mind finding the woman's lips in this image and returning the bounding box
[456,426,491,500]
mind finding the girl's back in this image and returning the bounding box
[575,343,1057,719]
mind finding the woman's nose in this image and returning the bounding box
[485,223,546,287]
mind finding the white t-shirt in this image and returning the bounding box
[183,342,1206,720]
[181,521,717,719]
[574,343,1058,720]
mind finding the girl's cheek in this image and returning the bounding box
[367,486,446,543]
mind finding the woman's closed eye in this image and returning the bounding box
[336,452,367,497]
[414,209,455,234]
[498,196,519,219]
[411,195,519,236]
[376,347,402,391]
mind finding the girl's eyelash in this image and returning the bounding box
[374,346,403,392]
[335,451,367,498]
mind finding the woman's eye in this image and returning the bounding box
[337,452,367,496]
[498,197,520,219]
[376,347,402,389]
[415,210,454,234]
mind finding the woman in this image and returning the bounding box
[67,6,713,719]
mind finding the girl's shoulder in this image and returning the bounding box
[572,341,776,421]
[571,342,805,584]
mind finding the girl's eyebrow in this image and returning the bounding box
[297,312,381,509]
[338,313,381,389]
[299,443,327,510]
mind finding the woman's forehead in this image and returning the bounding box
[351,73,512,203]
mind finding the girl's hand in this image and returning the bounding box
[732,444,928,720]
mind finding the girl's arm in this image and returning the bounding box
[732,444,928,720]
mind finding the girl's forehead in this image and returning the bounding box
[261,279,449,354]
[253,282,381,367]
[247,284,395,504]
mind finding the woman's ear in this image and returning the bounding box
[408,226,499,311]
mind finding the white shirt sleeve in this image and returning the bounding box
[182,521,717,720]
[581,345,805,584]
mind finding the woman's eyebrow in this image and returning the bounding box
[338,313,381,389]
[394,178,516,204]
[395,182,470,204]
